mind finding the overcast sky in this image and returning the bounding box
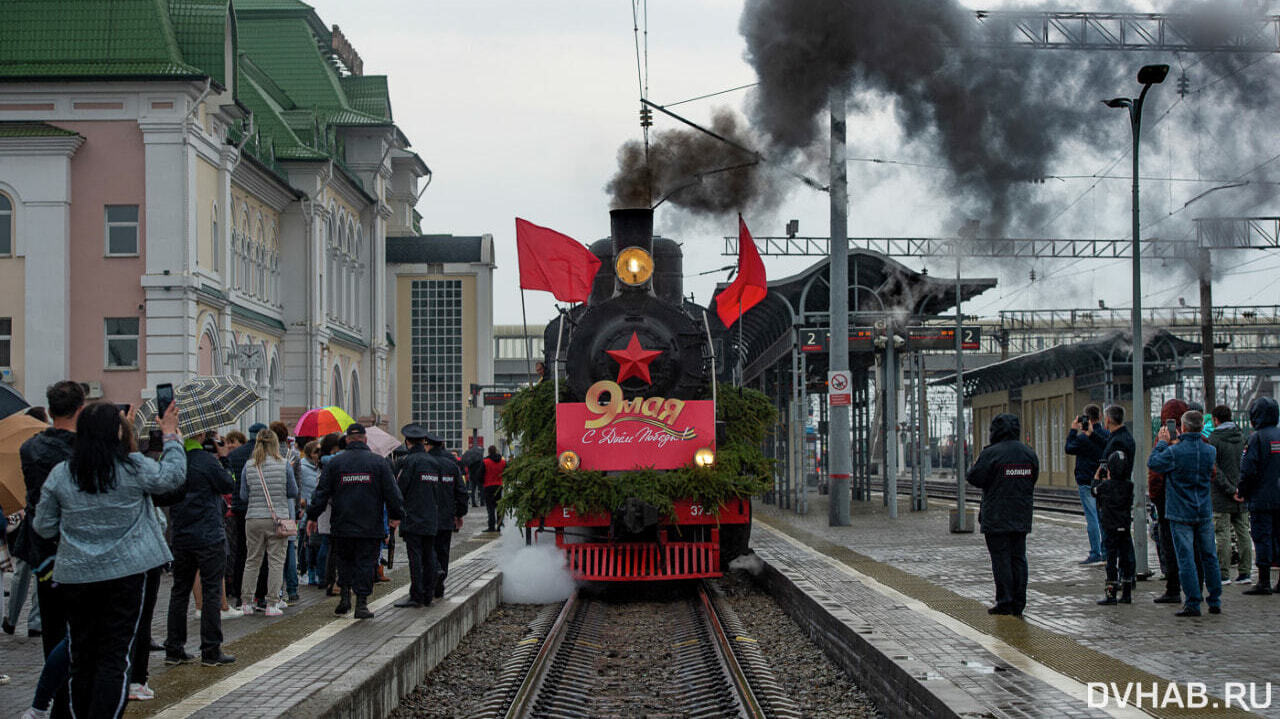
[308,0,1280,327]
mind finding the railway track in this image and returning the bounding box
[471,582,801,719]
[915,478,1085,515]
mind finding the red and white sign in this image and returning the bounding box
[828,370,852,407]
[557,380,716,471]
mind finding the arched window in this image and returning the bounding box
[0,193,12,256]
[211,202,219,272]
[240,206,250,292]
[228,200,237,287]
[197,329,217,375]
[349,369,360,417]
[255,219,265,299]
[331,365,344,409]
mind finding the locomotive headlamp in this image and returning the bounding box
[558,450,581,471]
[615,247,654,286]
[694,446,716,467]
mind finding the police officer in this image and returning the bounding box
[393,424,438,608]
[306,424,404,619]
[426,434,468,598]
[966,413,1040,617]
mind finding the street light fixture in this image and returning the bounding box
[1103,63,1168,578]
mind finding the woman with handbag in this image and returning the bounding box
[237,428,297,617]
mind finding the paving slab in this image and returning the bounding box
[755,493,1276,718]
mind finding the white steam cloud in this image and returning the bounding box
[496,525,577,604]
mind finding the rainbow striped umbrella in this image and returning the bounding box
[294,406,357,437]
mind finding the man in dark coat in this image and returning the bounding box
[428,438,468,598]
[1207,405,1250,584]
[1239,396,1280,595]
[460,445,485,508]
[165,437,236,666]
[1148,409,1222,616]
[966,414,1039,617]
[1065,404,1108,565]
[14,380,83,718]
[306,424,405,619]
[392,425,438,608]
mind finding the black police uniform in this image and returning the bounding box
[307,438,404,600]
[396,441,440,605]
[428,444,468,597]
[965,413,1040,616]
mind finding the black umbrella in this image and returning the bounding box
[460,446,484,466]
[0,384,29,421]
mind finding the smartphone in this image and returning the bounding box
[1077,415,1088,427]
[1165,419,1178,436]
[115,403,131,415]
[155,383,175,420]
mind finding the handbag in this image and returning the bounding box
[255,462,298,538]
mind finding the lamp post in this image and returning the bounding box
[1103,63,1168,578]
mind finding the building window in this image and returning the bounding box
[105,317,139,368]
[0,317,10,366]
[331,365,344,409]
[211,203,220,272]
[104,205,139,256]
[410,279,464,450]
[0,193,12,256]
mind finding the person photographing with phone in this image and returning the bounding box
[1065,404,1108,565]
[32,397,185,716]
[1147,409,1223,617]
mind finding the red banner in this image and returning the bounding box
[557,380,716,471]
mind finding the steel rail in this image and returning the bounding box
[502,590,579,719]
[698,582,768,719]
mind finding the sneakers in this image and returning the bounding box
[1234,574,1253,584]
[240,603,255,616]
[202,653,237,667]
[21,708,51,719]
[164,651,196,666]
[127,683,156,701]
[264,605,283,617]
[1078,555,1104,566]
[220,608,242,621]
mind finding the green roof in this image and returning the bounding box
[0,0,205,80]
[340,75,391,121]
[0,122,81,138]
[167,0,234,86]
[236,17,346,110]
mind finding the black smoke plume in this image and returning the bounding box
[738,0,1279,237]
[606,108,784,214]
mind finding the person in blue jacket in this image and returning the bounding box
[1147,409,1222,616]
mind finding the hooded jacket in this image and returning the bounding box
[1147,433,1216,523]
[170,444,235,550]
[1147,398,1189,513]
[430,445,468,528]
[1092,450,1134,531]
[1207,421,1246,513]
[1239,397,1280,511]
[965,414,1039,534]
[13,428,75,566]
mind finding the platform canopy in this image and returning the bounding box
[711,250,996,384]
[932,329,1202,398]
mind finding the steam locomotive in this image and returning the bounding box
[531,208,751,581]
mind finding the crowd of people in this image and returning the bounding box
[1,380,508,718]
[968,395,1280,618]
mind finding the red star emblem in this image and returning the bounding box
[606,332,662,384]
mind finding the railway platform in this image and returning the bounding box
[754,494,1277,719]
[0,507,501,719]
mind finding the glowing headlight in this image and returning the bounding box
[694,447,716,467]
[615,247,654,286]
[558,450,581,471]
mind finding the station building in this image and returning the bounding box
[0,0,492,438]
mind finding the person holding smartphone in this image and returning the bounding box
[32,398,184,715]
[1065,404,1108,565]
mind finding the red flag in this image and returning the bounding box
[515,218,602,303]
[716,215,767,327]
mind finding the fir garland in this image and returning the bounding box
[497,380,777,526]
